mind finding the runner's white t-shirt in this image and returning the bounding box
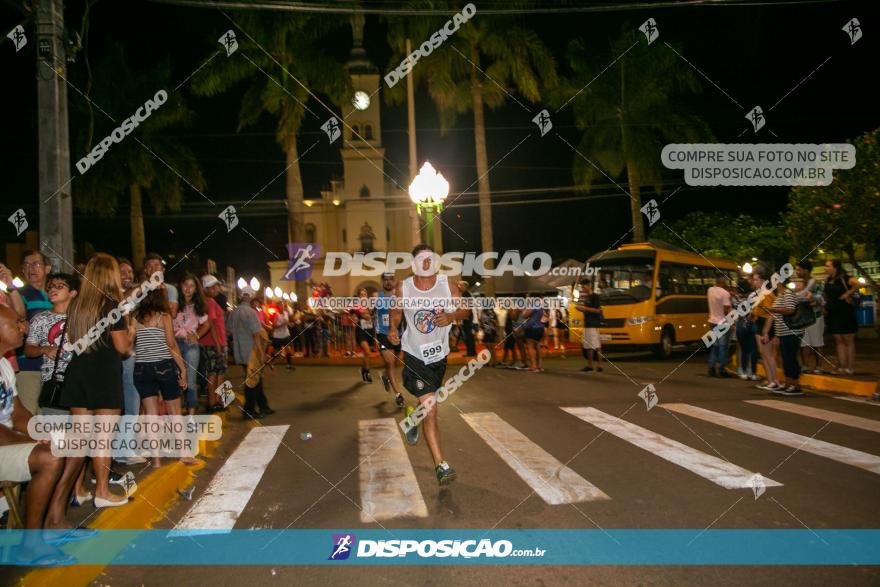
[401,274,453,364]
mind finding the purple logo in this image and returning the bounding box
[329,533,356,560]
[283,243,320,281]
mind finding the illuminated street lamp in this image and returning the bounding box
[408,161,449,250]
[237,277,247,290]
[274,286,283,298]
[250,277,260,291]
[742,262,753,274]
[264,287,274,299]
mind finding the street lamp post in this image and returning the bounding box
[408,162,449,251]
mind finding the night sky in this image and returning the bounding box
[1,0,875,280]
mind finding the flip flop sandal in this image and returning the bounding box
[45,528,98,545]
[15,551,78,567]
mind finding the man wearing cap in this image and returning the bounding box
[229,288,274,419]
[200,275,227,412]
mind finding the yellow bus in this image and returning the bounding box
[567,241,740,359]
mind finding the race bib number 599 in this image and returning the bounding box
[419,341,443,364]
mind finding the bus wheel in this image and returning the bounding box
[653,327,674,359]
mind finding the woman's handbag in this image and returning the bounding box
[784,301,817,330]
[38,324,66,409]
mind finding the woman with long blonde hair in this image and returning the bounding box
[60,253,133,508]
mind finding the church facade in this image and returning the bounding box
[268,16,417,299]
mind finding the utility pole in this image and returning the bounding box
[405,38,427,250]
[36,0,74,271]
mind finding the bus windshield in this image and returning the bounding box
[594,258,655,305]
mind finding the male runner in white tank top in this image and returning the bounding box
[387,244,471,485]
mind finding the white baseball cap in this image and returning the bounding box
[201,275,220,288]
[240,286,254,297]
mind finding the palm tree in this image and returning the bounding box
[191,13,348,299]
[73,42,206,267]
[560,30,713,242]
[386,4,558,295]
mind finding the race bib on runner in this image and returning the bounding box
[381,314,390,327]
[419,341,444,364]
[360,319,372,330]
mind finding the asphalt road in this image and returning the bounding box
[72,350,880,585]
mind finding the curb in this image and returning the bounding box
[730,360,877,398]
[19,399,239,587]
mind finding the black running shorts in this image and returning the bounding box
[376,332,401,353]
[402,351,447,397]
[355,327,375,345]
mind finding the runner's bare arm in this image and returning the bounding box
[435,278,470,326]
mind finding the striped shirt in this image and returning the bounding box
[772,290,804,337]
[135,325,173,363]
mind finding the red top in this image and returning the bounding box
[199,297,226,347]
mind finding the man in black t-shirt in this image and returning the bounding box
[574,280,603,372]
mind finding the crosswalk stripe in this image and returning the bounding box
[746,400,880,434]
[358,418,428,523]
[173,425,290,534]
[665,403,880,474]
[835,396,880,408]
[461,412,610,504]
[562,407,781,490]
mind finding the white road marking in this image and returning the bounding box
[461,412,610,504]
[172,425,290,534]
[562,407,781,490]
[665,403,880,474]
[358,418,428,523]
[747,399,880,434]
[835,396,880,407]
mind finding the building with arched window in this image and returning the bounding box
[268,14,417,295]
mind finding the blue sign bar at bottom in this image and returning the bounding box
[2,530,879,566]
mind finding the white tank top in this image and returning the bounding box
[401,274,452,364]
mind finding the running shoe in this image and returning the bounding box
[435,461,457,486]
[772,385,804,397]
[870,392,880,402]
[404,405,420,445]
[380,373,391,392]
[757,382,781,391]
[748,374,759,381]
[395,393,406,408]
[580,366,593,372]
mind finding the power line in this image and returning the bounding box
[148,0,847,16]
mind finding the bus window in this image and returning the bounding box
[658,263,688,297]
[595,258,655,305]
[701,267,719,288]
[685,265,704,295]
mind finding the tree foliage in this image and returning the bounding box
[649,211,789,267]
[72,42,205,217]
[557,28,713,241]
[786,128,880,276]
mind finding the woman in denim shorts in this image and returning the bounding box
[133,288,197,468]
